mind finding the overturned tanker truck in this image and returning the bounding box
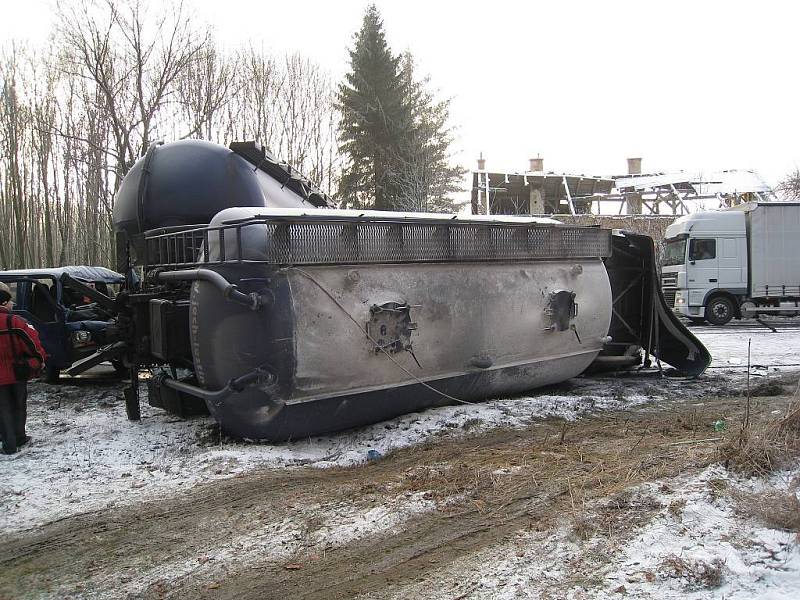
[64,140,710,441]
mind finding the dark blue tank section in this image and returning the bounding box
[113,140,268,239]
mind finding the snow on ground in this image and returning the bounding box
[102,491,436,599]
[357,465,800,600]
[696,320,800,375]
[598,464,800,599]
[1,321,799,534]
[0,380,652,533]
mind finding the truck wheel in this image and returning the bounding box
[705,296,735,326]
[43,364,61,384]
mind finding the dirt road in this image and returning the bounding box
[2,373,790,600]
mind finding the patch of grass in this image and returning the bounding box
[568,492,663,541]
[720,396,800,476]
[460,418,484,431]
[748,381,786,397]
[677,409,702,432]
[707,478,729,503]
[570,514,596,541]
[667,498,686,519]
[733,485,800,532]
[658,555,725,590]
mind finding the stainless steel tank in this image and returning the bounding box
[103,140,709,440]
[187,207,613,440]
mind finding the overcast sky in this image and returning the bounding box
[3,0,799,187]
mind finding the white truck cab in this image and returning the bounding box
[662,203,800,325]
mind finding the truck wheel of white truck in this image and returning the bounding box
[705,296,735,326]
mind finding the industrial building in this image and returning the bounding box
[471,156,775,216]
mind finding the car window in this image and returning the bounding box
[87,280,119,299]
[689,239,716,261]
[29,278,59,323]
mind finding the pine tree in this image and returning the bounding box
[337,5,410,210]
[391,52,464,213]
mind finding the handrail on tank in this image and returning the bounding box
[142,215,613,273]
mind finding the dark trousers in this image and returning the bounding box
[0,382,27,453]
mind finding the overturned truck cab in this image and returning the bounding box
[75,139,709,441]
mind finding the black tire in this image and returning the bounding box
[705,296,735,326]
[43,364,61,384]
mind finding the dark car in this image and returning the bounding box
[0,266,125,382]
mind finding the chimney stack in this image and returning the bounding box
[627,157,642,175]
[529,157,544,172]
[477,152,486,170]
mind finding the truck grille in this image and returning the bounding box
[661,273,678,308]
[661,273,677,308]
[662,288,676,308]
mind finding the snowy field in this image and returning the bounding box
[1,380,655,533]
[1,319,799,600]
[364,464,800,600]
[1,320,798,534]
[692,319,800,374]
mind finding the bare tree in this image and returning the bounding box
[228,47,340,194]
[0,44,30,268]
[0,0,342,270]
[176,40,235,141]
[777,168,800,200]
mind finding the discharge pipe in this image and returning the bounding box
[156,269,264,310]
[157,366,276,406]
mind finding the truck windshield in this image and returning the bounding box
[662,238,687,266]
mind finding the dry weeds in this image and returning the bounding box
[733,483,800,533]
[396,430,685,515]
[658,555,725,590]
[720,396,800,476]
[569,491,663,541]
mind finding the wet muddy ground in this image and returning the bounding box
[2,377,794,599]
[1,320,799,599]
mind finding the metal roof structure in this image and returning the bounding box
[609,169,776,215]
[470,170,615,216]
[471,164,777,216]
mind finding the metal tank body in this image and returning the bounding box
[112,140,332,267]
[188,207,612,440]
[103,140,708,440]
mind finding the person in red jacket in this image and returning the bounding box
[0,282,47,454]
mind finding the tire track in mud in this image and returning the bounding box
[0,391,791,599]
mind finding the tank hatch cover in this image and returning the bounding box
[366,302,418,355]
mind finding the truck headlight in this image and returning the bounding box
[676,297,686,305]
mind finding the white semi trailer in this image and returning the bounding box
[661,202,800,325]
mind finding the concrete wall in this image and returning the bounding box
[549,215,678,242]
